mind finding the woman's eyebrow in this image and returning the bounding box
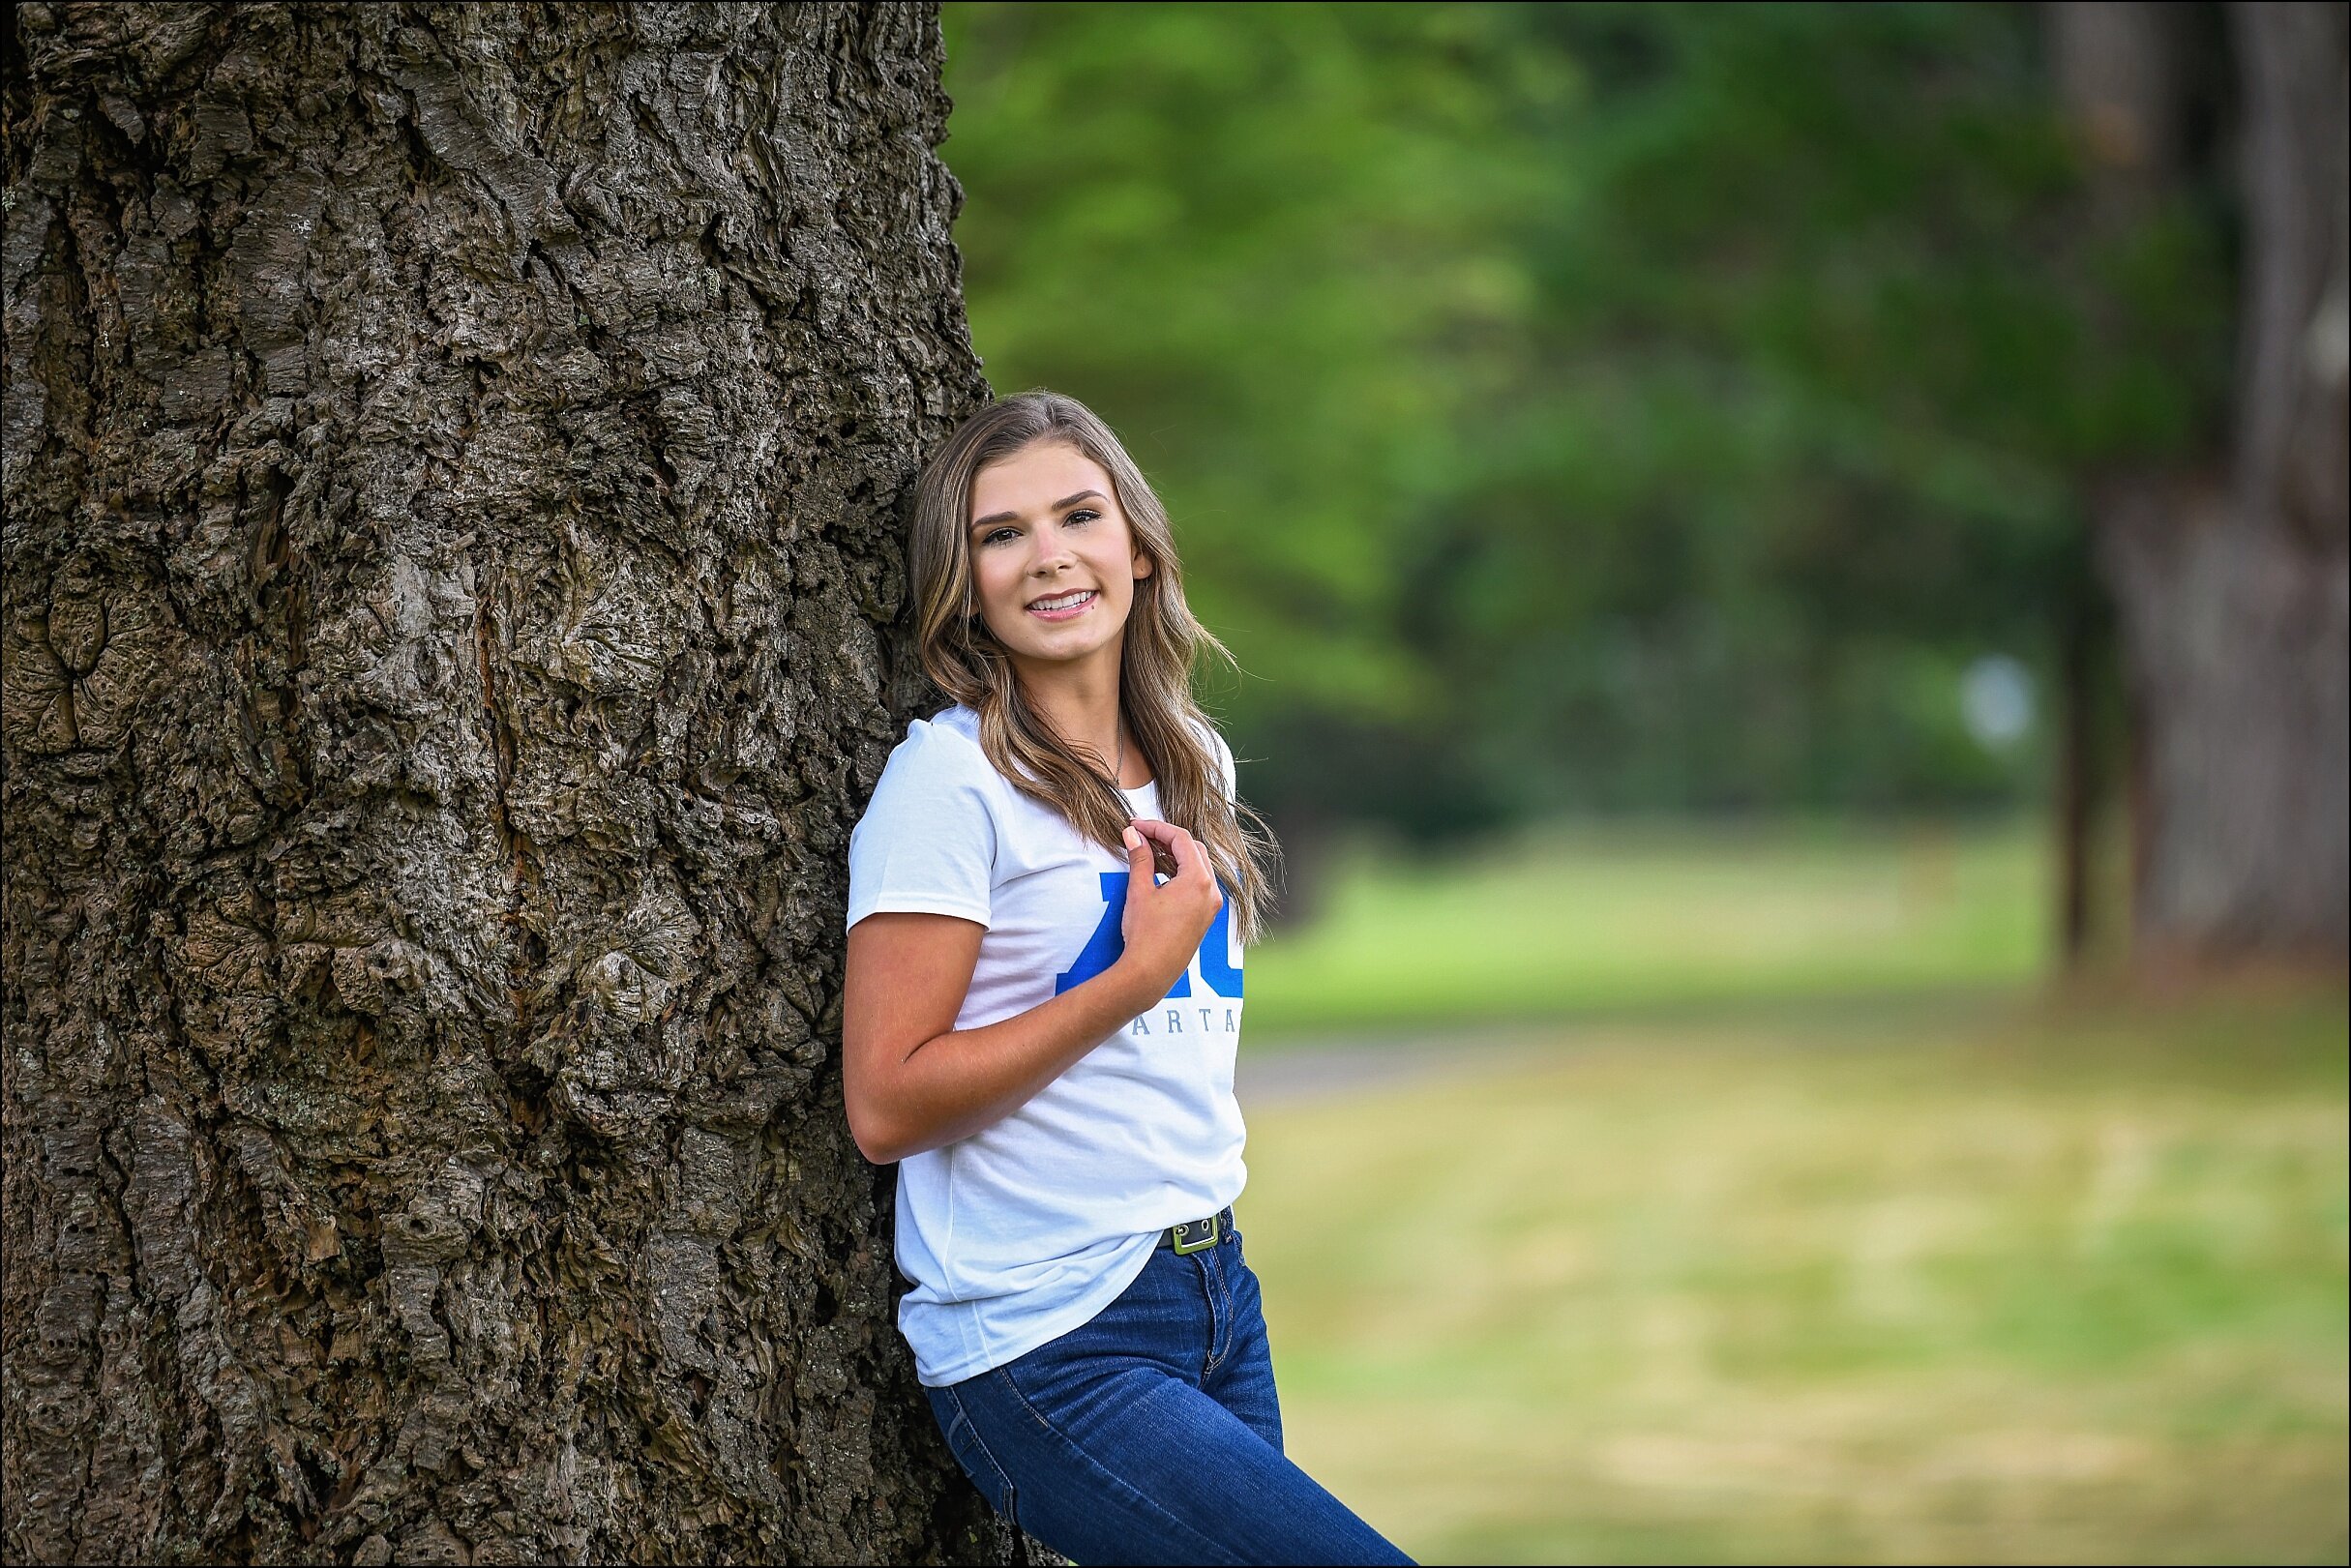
[969,490,1106,532]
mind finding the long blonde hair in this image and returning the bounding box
[907,390,1280,944]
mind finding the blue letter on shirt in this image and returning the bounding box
[1055,873,1130,995]
[1196,886,1242,998]
[1056,873,1243,999]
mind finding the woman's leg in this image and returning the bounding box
[1201,1221,1283,1453]
[929,1245,1413,1567]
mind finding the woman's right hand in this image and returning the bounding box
[1116,817,1223,1001]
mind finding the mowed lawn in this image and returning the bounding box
[1238,990,2350,1565]
[1244,818,2045,1038]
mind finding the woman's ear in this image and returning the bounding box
[1132,547,1154,581]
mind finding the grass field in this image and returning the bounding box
[1239,989,2350,1564]
[1245,817,2046,1038]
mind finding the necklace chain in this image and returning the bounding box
[1110,723,1126,789]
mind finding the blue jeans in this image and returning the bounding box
[924,1218,1415,1566]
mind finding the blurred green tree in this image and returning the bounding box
[943,1,1538,874]
[1429,0,2230,958]
[940,2,2338,962]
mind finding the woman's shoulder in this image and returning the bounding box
[895,703,992,774]
[854,706,1003,850]
[916,702,983,749]
[882,703,992,782]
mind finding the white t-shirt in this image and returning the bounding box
[845,702,1248,1387]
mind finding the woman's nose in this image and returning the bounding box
[1029,535,1077,575]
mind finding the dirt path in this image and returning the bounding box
[1234,1023,1559,1107]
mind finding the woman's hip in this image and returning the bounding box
[922,1238,1409,1564]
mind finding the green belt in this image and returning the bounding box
[1157,1207,1235,1256]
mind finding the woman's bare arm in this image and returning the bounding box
[842,817,1221,1165]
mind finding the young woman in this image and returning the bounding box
[842,391,1415,1566]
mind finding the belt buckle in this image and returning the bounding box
[1172,1215,1218,1256]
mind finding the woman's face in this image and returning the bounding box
[967,439,1152,676]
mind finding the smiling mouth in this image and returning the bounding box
[1026,589,1098,619]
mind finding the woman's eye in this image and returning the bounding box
[1065,509,1098,525]
[982,528,1017,546]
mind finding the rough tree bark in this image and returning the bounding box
[1,4,1014,1562]
[2051,0,2350,964]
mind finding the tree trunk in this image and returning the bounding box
[2051,0,2350,964]
[2,4,1009,1562]
[2051,532,2103,969]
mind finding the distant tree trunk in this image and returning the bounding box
[2,4,1009,1563]
[2051,0,2350,965]
[2051,533,2105,969]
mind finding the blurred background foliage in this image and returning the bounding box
[940,0,2230,847]
[936,10,2346,1561]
